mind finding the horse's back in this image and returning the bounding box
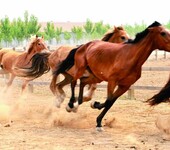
[49,45,76,70]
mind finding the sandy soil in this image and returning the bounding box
[0,58,170,150]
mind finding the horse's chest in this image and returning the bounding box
[119,70,141,85]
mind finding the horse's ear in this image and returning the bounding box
[36,35,38,38]
[42,35,44,39]
[114,26,119,32]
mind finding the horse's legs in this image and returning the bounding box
[3,74,15,92]
[66,79,86,112]
[83,83,97,102]
[21,79,30,94]
[69,80,77,105]
[0,69,9,81]
[66,80,78,112]
[92,82,130,130]
[50,75,58,95]
[67,73,101,112]
[54,73,73,108]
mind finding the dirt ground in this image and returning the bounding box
[0,57,170,150]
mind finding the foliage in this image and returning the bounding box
[0,16,12,46]
[1,11,170,47]
[55,27,62,44]
[71,26,83,43]
[44,22,56,44]
[63,31,71,41]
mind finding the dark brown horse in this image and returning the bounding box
[147,76,170,105]
[21,26,130,108]
[55,21,170,130]
[0,35,48,94]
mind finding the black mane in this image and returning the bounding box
[127,21,162,44]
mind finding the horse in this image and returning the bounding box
[146,76,170,105]
[50,26,130,108]
[20,26,130,108]
[54,21,170,130]
[0,35,49,94]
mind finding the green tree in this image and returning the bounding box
[83,19,94,40]
[63,31,71,43]
[0,16,12,46]
[55,27,62,44]
[11,18,25,45]
[27,15,41,36]
[92,21,110,39]
[71,26,83,43]
[44,22,55,44]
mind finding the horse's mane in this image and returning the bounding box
[101,26,124,41]
[27,37,38,54]
[127,21,162,44]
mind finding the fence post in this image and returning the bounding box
[127,88,135,100]
[28,83,33,93]
[164,51,166,59]
[155,50,158,60]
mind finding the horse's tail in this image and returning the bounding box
[22,52,51,78]
[146,78,170,106]
[53,45,82,76]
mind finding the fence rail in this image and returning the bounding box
[0,63,170,100]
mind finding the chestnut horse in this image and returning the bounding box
[55,21,170,130]
[0,35,48,94]
[21,26,130,107]
[50,26,130,108]
[147,76,170,105]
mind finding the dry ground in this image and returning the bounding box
[0,57,170,150]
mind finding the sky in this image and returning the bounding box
[0,0,170,26]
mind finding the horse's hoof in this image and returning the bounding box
[72,107,78,113]
[96,127,104,132]
[71,102,79,113]
[90,101,96,109]
[54,100,61,108]
[66,105,72,112]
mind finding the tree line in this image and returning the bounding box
[0,11,170,47]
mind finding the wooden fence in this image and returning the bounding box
[33,66,170,99]
[0,66,168,100]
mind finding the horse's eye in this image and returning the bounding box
[121,36,126,40]
[38,43,41,45]
[161,32,166,37]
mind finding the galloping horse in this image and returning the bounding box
[21,26,130,107]
[50,26,130,108]
[0,35,48,94]
[147,76,170,105]
[55,21,170,130]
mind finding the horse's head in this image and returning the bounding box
[27,35,49,54]
[102,26,130,43]
[144,21,170,52]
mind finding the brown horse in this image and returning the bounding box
[50,26,130,108]
[55,21,170,130]
[0,35,48,94]
[147,76,170,105]
[21,26,130,108]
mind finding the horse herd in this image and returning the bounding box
[0,21,170,131]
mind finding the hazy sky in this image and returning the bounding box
[1,0,169,26]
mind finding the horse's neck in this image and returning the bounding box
[26,48,36,58]
[20,50,36,64]
[129,36,154,68]
[107,37,117,43]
